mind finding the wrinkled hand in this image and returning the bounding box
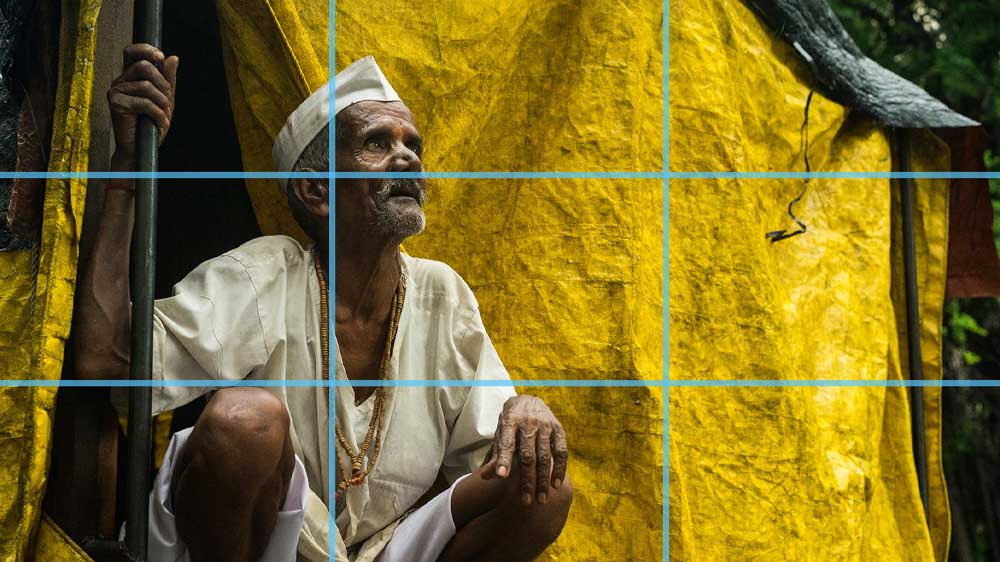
[108,43,179,161]
[482,395,569,506]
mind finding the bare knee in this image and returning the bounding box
[547,475,573,516]
[500,465,573,548]
[200,387,288,447]
[172,388,291,499]
[170,388,293,562]
[532,474,573,545]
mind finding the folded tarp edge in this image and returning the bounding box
[742,0,979,128]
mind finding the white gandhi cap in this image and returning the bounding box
[272,56,403,191]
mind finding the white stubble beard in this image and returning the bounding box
[369,180,426,239]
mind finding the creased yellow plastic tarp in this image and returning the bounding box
[0,0,98,560]
[669,1,949,561]
[32,515,94,562]
[214,0,328,242]
[336,28,669,557]
[217,1,665,560]
[218,1,952,561]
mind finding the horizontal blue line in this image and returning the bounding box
[2,171,998,180]
[342,171,1000,180]
[669,379,1000,387]
[1,171,329,179]
[671,172,1000,179]
[0,171,661,180]
[333,379,657,387]
[335,171,664,179]
[0,379,326,387]
[2,379,999,388]
[0,378,656,388]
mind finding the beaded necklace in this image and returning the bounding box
[315,254,405,508]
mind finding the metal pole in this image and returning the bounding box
[896,128,930,523]
[125,0,163,559]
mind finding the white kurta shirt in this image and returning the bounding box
[140,235,515,560]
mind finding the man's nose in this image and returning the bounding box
[388,141,421,172]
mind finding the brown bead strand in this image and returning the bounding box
[316,254,405,504]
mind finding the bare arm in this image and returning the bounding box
[74,158,136,378]
[74,44,178,379]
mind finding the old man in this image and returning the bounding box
[75,45,572,562]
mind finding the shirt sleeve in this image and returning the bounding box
[440,307,517,484]
[114,254,272,416]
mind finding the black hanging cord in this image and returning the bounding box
[766,89,814,243]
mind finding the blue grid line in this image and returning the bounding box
[0,379,329,387]
[8,170,1000,180]
[5,171,329,179]
[328,379,662,387]
[671,171,998,179]
[663,381,669,562]
[7,378,994,387]
[336,171,663,179]
[662,0,670,557]
[665,379,1000,387]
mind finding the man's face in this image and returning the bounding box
[335,101,426,242]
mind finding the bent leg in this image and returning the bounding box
[170,387,295,562]
[437,462,573,562]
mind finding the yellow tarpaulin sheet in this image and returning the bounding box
[215,0,328,242]
[0,0,953,560]
[218,0,665,559]
[218,1,950,561]
[670,1,949,561]
[0,0,98,559]
[32,515,94,562]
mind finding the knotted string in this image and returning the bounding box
[766,88,814,243]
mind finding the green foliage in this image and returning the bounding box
[831,1,1000,159]
[989,150,1000,244]
[945,300,989,345]
[964,350,982,366]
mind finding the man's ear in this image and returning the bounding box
[288,176,329,219]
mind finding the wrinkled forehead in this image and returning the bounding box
[338,100,417,135]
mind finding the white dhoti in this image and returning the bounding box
[149,428,468,562]
[371,474,469,562]
[148,427,309,562]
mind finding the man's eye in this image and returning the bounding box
[365,138,386,150]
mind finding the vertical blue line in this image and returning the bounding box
[328,0,337,560]
[661,0,670,560]
[663,380,670,561]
